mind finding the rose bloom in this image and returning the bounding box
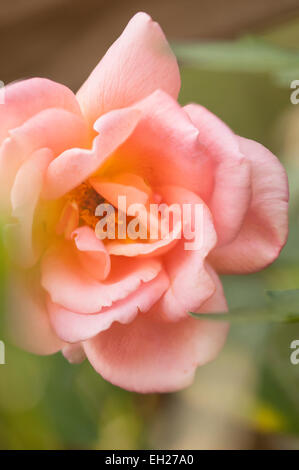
[0,13,288,393]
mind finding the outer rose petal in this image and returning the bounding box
[47,270,169,343]
[0,137,24,211]
[41,242,163,313]
[99,90,213,200]
[0,110,88,209]
[76,12,180,126]
[9,108,89,158]
[43,107,141,199]
[184,103,251,245]
[5,147,54,268]
[196,264,228,314]
[152,244,217,322]
[209,137,289,273]
[82,275,228,393]
[0,77,82,144]
[6,276,63,355]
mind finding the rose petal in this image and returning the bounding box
[48,270,169,343]
[149,186,217,321]
[209,136,289,273]
[89,173,151,209]
[98,90,213,201]
[76,12,180,126]
[0,77,82,144]
[41,241,163,313]
[42,107,141,199]
[185,103,251,245]
[56,200,79,239]
[105,183,209,258]
[82,276,228,393]
[106,223,181,258]
[5,147,54,268]
[9,108,89,158]
[72,225,111,281]
[0,110,88,211]
[0,137,23,211]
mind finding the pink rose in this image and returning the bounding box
[1,12,288,393]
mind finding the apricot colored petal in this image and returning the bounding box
[5,148,54,268]
[209,137,289,273]
[185,103,251,245]
[43,108,141,199]
[0,77,81,144]
[101,91,213,201]
[48,270,169,343]
[76,12,180,126]
[72,225,111,281]
[82,277,228,393]
[41,242,163,313]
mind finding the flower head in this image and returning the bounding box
[1,13,288,393]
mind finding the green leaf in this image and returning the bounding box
[189,289,299,324]
[173,36,299,86]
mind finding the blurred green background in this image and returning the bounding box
[1,1,299,450]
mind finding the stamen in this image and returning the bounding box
[65,182,104,229]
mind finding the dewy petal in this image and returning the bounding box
[5,147,54,268]
[0,77,82,144]
[47,270,169,343]
[42,107,141,199]
[82,275,228,393]
[6,275,63,355]
[71,225,111,281]
[41,241,163,314]
[76,12,180,126]
[184,103,252,246]
[99,90,213,201]
[209,137,289,273]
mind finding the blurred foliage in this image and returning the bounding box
[1,15,299,450]
[174,37,299,87]
[190,289,299,323]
